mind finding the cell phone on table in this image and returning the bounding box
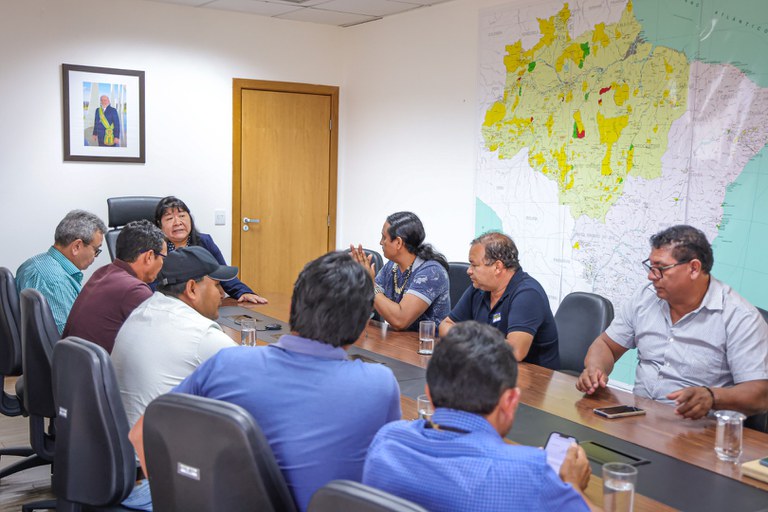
[544,432,577,474]
[593,405,646,419]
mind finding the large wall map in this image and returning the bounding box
[477,0,768,386]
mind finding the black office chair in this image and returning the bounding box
[447,262,471,308]
[19,288,60,511]
[49,337,135,511]
[745,307,768,433]
[308,480,428,512]
[363,248,384,274]
[555,291,614,376]
[144,393,297,512]
[105,196,162,261]
[0,268,49,480]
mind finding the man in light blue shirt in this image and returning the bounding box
[364,321,594,512]
[129,251,401,511]
[16,210,107,333]
[577,225,768,421]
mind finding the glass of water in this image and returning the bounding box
[240,319,257,347]
[417,394,434,421]
[602,462,636,512]
[418,320,435,355]
[714,410,746,463]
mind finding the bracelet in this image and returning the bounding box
[703,386,716,409]
[374,284,384,296]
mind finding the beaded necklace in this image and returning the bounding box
[392,264,413,295]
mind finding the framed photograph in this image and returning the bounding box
[62,64,145,163]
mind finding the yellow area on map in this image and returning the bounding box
[481,1,689,220]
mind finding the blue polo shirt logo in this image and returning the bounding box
[492,312,502,324]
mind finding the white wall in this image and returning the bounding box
[0,0,503,277]
[340,0,498,261]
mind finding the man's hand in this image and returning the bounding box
[237,293,268,305]
[576,366,608,395]
[559,444,591,491]
[667,386,714,420]
[114,137,120,145]
[349,244,376,281]
[91,134,97,141]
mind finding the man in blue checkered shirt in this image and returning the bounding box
[363,321,595,511]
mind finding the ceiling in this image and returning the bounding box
[142,0,455,27]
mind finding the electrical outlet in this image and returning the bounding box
[214,210,226,226]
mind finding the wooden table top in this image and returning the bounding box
[223,292,768,508]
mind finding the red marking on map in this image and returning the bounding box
[599,86,612,95]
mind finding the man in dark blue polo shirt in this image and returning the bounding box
[439,232,560,369]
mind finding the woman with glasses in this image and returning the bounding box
[154,196,267,304]
[351,211,450,331]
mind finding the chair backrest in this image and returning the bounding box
[20,288,59,418]
[51,337,135,507]
[106,196,162,261]
[308,480,428,512]
[555,292,614,374]
[0,267,22,377]
[363,249,384,275]
[447,262,471,308]
[144,393,297,512]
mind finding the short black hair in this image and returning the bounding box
[54,210,107,246]
[650,225,713,273]
[115,220,165,262]
[471,232,520,270]
[289,251,373,347]
[427,321,518,415]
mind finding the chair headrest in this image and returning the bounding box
[107,196,162,228]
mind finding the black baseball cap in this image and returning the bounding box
[158,246,238,285]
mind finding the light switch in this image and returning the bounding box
[214,210,226,226]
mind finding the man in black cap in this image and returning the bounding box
[113,246,240,510]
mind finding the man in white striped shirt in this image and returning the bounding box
[577,225,768,420]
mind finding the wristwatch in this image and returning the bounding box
[374,284,384,295]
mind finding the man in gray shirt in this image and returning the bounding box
[577,225,768,420]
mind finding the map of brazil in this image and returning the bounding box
[477,0,768,385]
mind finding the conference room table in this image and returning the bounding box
[218,294,768,512]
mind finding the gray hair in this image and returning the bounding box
[54,210,107,246]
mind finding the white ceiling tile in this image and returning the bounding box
[204,0,299,16]
[317,0,418,17]
[276,7,378,26]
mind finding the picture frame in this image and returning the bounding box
[62,63,145,163]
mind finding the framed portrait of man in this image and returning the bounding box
[62,64,145,163]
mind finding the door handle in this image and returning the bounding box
[243,217,260,231]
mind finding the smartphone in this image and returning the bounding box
[760,457,768,468]
[544,432,577,474]
[593,405,646,419]
[232,314,254,325]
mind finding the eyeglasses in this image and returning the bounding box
[91,246,103,257]
[642,258,690,279]
[143,250,167,259]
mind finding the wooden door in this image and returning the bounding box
[233,80,338,296]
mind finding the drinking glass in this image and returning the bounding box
[602,462,637,512]
[417,394,434,421]
[714,410,746,463]
[418,321,435,355]
[240,319,256,347]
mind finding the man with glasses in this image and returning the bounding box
[439,232,560,370]
[16,209,107,333]
[63,220,166,353]
[577,225,768,420]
